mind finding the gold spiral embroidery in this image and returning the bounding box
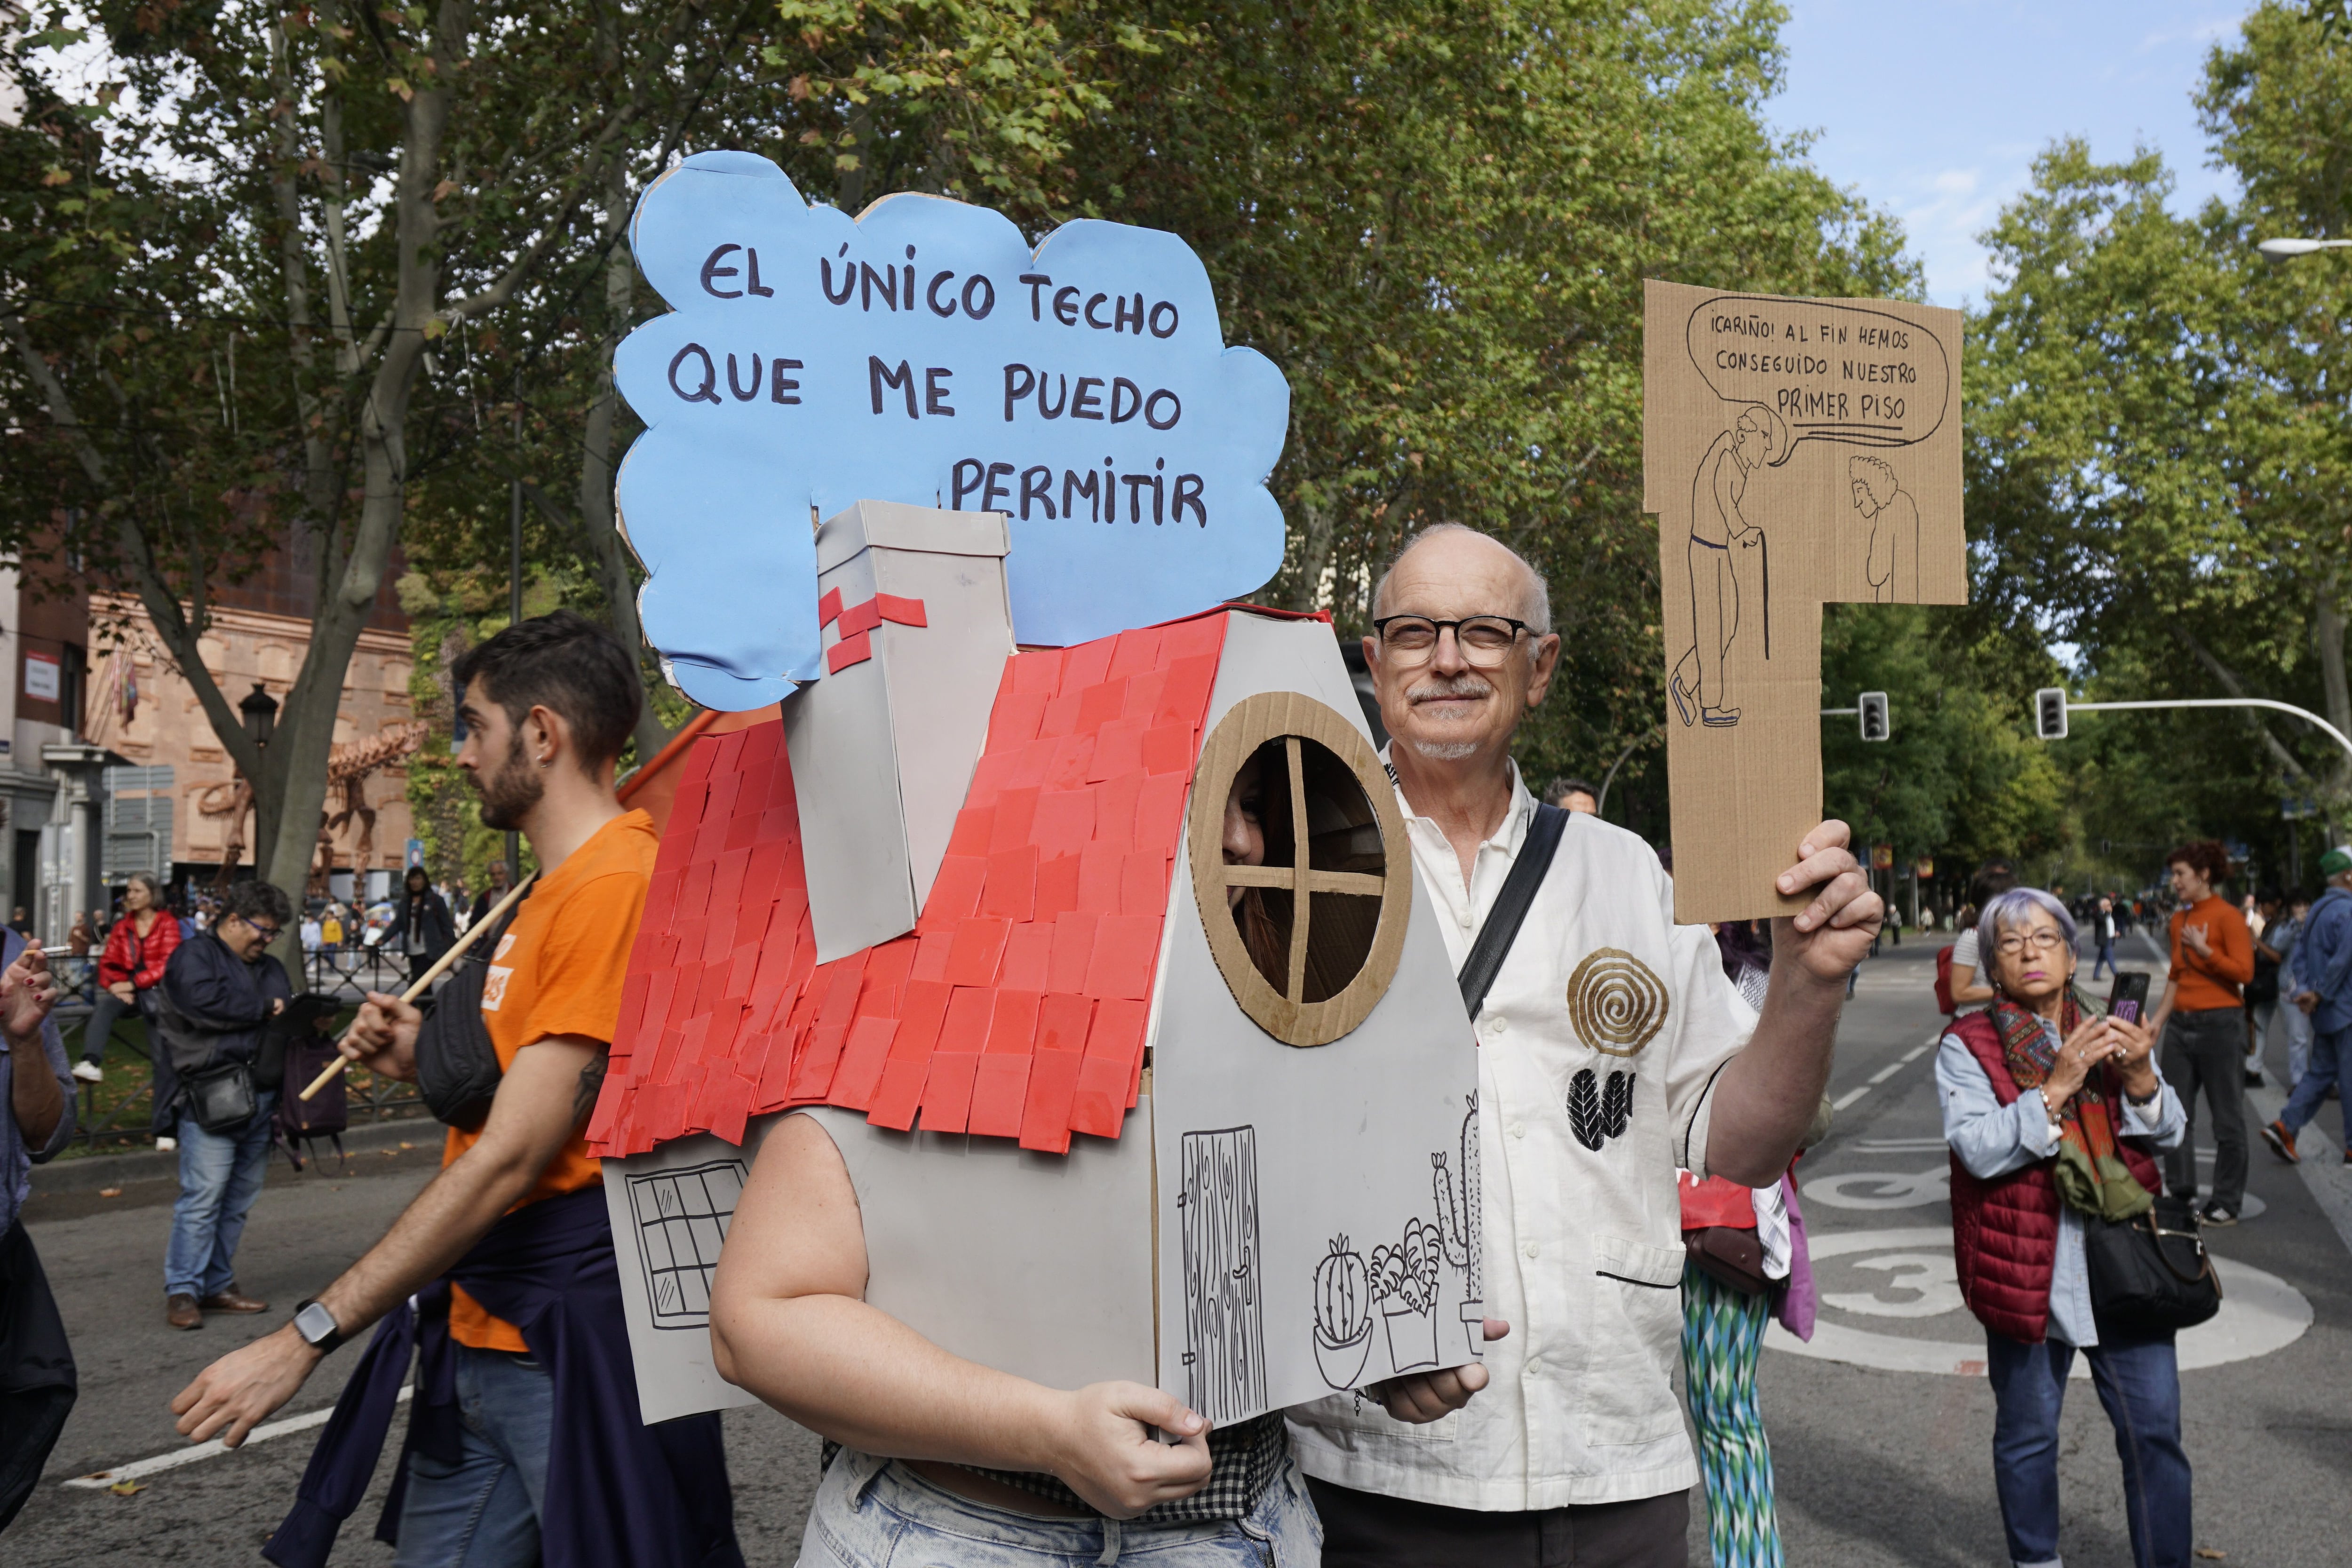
[1565,947,1669,1058]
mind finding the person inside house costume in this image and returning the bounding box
[1293,524,1880,1568]
[708,743,1368,1566]
[168,612,739,1568]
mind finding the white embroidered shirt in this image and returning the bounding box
[1287,762,1758,1509]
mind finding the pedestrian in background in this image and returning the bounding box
[2263,849,2352,1169]
[71,874,183,1154]
[2272,891,2313,1093]
[152,879,293,1330]
[385,866,455,985]
[0,934,72,1531]
[2145,841,2254,1226]
[1947,860,2020,1009]
[1940,887,2190,1568]
[2244,887,2287,1089]
[1546,776,1600,814]
[2090,894,2119,981]
[64,913,92,959]
[469,857,514,930]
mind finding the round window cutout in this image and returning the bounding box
[1187,692,1412,1046]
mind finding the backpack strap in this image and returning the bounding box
[1457,803,1570,1021]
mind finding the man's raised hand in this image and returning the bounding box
[1773,819,1882,984]
[1,941,58,1043]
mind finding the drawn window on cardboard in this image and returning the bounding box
[1187,692,1411,1046]
[627,1160,746,1329]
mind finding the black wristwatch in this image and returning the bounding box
[292,1298,346,1356]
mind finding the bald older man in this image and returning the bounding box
[1287,524,1880,1568]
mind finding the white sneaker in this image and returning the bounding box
[72,1060,103,1083]
[155,1136,178,1153]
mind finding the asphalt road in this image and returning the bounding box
[10,935,2348,1567]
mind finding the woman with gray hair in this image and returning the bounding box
[1938,887,2193,1568]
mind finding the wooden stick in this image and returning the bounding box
[299,872,539,1102]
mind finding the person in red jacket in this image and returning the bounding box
[72,873,182,1148]
[1939,887,2189,1568]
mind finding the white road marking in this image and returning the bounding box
[61,1385,410,1490]
[1901,1041,1931,1063]
[1833,1085,1871,1111]
[1868,1060,1907,1084]
[1767,1228,2311,1376]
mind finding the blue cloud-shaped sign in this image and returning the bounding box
[614,151,1292,710]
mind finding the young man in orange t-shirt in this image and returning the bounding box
[169,611,737,1568]
[2146,839,2256,1226]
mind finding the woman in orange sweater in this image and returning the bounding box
[2145,840,2255,1226]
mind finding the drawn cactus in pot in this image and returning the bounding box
[1311,1235,1375,1389]
[1433,1095,1485,1358]
[1370,1218,1443,1373]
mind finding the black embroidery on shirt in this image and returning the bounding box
[1568,1068,1634,1152]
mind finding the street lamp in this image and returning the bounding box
[2257,236,2352,257]
[239,681,278,748]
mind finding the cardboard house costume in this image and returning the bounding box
[588,153,1482,1428]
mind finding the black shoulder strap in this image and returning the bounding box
[1457,802,1570,1020]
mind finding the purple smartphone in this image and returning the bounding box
[2107,971,2149,1025]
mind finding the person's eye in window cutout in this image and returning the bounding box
[1222,751,1267,911]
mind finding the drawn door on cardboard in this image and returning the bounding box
[1178,1126,1268,1424]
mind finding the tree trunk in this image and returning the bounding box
[255,2,454,914]
[2319,574,2350,796]
[581,158,677,762]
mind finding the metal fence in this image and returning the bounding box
[56,951,429,1154]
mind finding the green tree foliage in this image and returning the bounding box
[1967,1,2352,893]
[1069,0,1919,834]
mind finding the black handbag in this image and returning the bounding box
[2085,1193,2223,1336]
[183,1059,259,1136]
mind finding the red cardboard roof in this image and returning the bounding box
[587,611,1230,1158]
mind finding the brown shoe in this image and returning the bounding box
[198,1286,269,1314]
[167,1292,203,1329]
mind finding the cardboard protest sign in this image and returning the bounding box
[614,151,1291,710]
[1645,281,1966,922]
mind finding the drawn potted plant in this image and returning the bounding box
[1311,1235,1375,1389]
[1432,1095,1484,1359]
[1370,1218,1442,1373]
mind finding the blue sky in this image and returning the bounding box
[1767,1,2257,307]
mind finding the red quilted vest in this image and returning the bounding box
[1946,1011,2161,1344]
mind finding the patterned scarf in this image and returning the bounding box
[1992,988,2153,1222]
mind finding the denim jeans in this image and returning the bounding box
[389,1343,555,1568]
[2279,1022,2349,1143]
[2092,940,2116,981]
[2280,999,2314,1092]
[163,1090,277,1298]
[1986,1330,2192,1568]
[802,1445,1322,1568]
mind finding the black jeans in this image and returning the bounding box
[2161,1005,2247,1210]
[1307,1475,1689,1568]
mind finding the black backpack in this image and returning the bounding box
[416,883,533,1131]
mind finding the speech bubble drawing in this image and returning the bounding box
[1683,294,1950,460]
[614,151,1292,710]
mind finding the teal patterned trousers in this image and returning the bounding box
[1682,1259,1782,1568]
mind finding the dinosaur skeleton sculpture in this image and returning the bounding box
[197,722,427,892]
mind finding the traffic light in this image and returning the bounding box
[1858,691,1890,742]
[2034,687,2068,740]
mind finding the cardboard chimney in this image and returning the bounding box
[588,507,1482,1425]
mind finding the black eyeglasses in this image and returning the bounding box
[1371,615,1534,666]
